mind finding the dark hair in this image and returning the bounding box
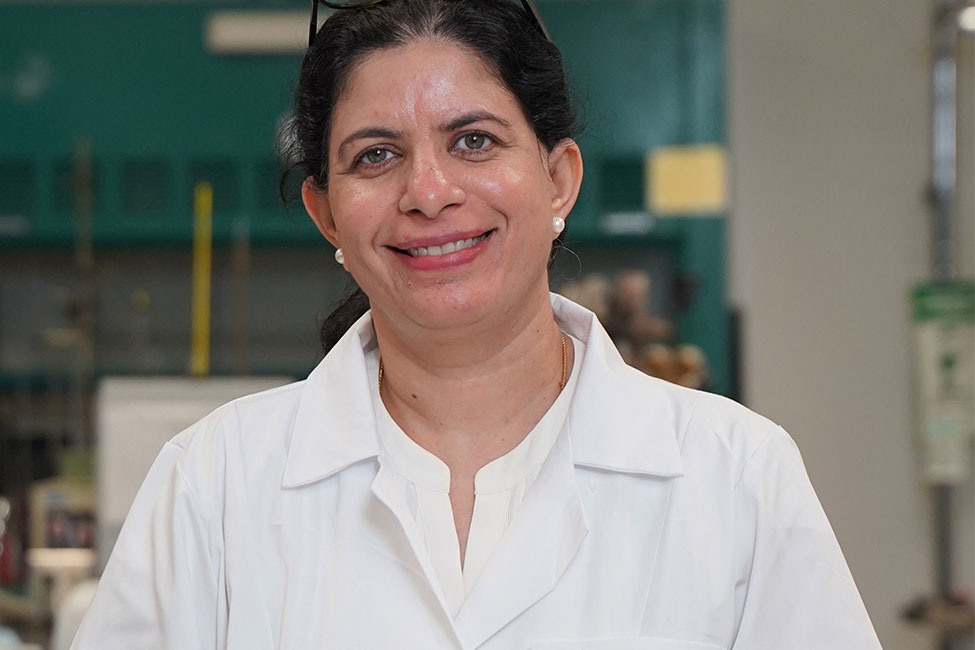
[286,0,581,353]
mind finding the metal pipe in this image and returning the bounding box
[928,3,966,649]
[931,0,959,282]
[73,136,95,447]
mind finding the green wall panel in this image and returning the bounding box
[0,3,315,244]
[0,0,724,244]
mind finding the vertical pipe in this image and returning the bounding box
[232,217,251,375]
[931,0,958,282]
[191,182,213,377]
[929,2,960,649]
[73,137,95,448]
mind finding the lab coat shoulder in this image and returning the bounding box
[70,412,227,650]
[586,353,777,481]
[168,380,307,502]
[678,386,787,489]
[71,380,308,650]
[615,376,882,648]
[726,418,882,648]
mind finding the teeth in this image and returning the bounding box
[408,233,488,257]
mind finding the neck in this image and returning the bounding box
[371,290,572,471]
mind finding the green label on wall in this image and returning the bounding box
[912,282,975,322]
[911,281,975,484]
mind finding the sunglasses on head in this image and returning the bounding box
[308,0,552,48]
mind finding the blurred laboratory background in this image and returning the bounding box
[0,0,972,648]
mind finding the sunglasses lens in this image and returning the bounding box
[313,1,551,45]
[319,0,379,7]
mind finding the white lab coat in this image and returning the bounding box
[72,295,882,650]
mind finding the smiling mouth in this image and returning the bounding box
[396,230,493,258]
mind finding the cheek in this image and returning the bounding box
[472,165,526,196]
[330,185,390,243]
[469,169,555,273]
[467,164,552,227]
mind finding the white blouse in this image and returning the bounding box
[365,335,584,616]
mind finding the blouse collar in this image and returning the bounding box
[368,336,584,494]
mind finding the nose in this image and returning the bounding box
[398,152,465,219]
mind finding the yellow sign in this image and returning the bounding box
[646,144,728,215]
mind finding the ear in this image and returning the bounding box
[547,138,584,224]
[301,177,341,249]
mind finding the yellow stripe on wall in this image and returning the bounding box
[191,182,213,377]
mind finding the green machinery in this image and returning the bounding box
[0,0,730,394]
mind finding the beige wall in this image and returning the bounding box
[729,1,974,649]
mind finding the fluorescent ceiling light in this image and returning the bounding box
[205,11,314,55]
[959,6,975,33]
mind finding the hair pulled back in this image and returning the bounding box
[286,0,580,353]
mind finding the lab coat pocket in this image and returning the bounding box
[532,638,724,650]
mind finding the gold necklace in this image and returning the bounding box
[378,333,568,393]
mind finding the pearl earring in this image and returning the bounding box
[334,248,345,265]
[552,217,566,234]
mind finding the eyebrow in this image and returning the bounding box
[337,127,401,158]
[441,111,512,132]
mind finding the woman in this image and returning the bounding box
[72,1,882,648]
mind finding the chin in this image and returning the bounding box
[400,285,501,331]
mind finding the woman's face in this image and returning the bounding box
[304,39,581,333]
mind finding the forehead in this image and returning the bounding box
[332,39,522,132]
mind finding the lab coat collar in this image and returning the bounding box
[281,311,381,488]
[282,294,684,489]
[553,294,685,478]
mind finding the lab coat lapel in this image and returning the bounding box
[452,297,686,650]
[453,432,587,650]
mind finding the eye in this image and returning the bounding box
[454,132,494,153]
[355,146,395,167]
